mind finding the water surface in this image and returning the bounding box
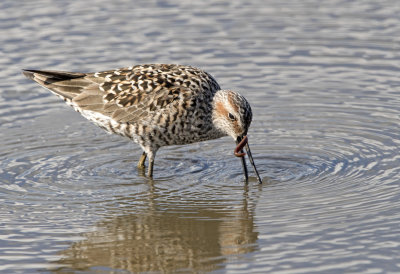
[1,0,400,273]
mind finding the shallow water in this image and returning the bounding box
[1,0,400,273]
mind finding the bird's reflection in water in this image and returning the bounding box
[52,183,260,273]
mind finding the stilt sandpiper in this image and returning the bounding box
[23,64,262,183]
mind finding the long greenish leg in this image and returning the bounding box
[146,150,157,178]
[137,152,147,168]
[147,157,154,178]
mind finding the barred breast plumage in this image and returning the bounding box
[23,64,262,182]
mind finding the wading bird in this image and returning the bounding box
[23,64,262,183]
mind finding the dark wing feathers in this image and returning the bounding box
[23,69,85,81]
[23,69,89,100]
[23,64,219,123]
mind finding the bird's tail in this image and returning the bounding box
[22,69,89,101]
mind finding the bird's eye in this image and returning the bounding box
[228,113,236,121]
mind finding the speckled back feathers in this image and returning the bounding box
[94,64,219,108]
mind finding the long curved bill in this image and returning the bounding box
[234,136,262,184]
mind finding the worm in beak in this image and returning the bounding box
[234,136,248,157]
[234,136,262,184]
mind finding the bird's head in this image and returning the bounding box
[212,90,262,183]
[212,90,252,141]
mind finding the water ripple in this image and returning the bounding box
[1,0,400,272]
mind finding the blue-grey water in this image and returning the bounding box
[1,0,400,273]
